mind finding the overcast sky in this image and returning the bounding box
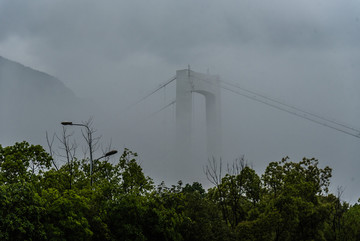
[1,0,360,201]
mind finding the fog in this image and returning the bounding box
[0,0,360,202]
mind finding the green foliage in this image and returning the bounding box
[207,165,262,228]
[342,203,360,240]
[262,157,332,199]
[180,182,232,241]
[260,157,332,241]
[0,181,46,241]
[0,141,358,240]
[0,141,52,184]
[42,189,93,240]
[117,148,153,194]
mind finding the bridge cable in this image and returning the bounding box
[221,80,360,134]
[189,73,360,138]
[130,76,176,107]
[221,84,360,139]
[148,99,176,118]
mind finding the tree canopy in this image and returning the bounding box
[0,141,359,240]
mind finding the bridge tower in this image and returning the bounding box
[176,68,221,160]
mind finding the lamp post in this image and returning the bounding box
[61,121,117,186]
[92,150,118,176]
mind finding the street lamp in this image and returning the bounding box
[61,122,73,126]
[61,121,115,186]
[95,150,118,161]
[92,150,118,176]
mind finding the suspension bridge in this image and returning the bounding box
[132,67,360,162]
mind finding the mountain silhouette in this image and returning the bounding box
[0,56,87,146]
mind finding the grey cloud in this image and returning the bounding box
[0,0,360,201]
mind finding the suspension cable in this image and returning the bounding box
[190,73,360,139]
[131,76,176,107]
[221,84,360,139]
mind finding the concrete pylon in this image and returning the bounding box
[176,69,221,160]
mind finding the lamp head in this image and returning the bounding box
[105,150,118,157]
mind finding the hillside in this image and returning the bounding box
[0,56,86,145]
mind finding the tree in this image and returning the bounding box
[261,157,332,241]
[56,126,78,189]
[342,202,360,240]
[42,188,93,241]
[117,148,153,194]
[180,182,232,241]
[0,182,46,241]
[0,141,52,185]
[2,139,359,240]
[206,157,261,228]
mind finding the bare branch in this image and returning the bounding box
[204,157,223,186]
[46,131,58,170]
[101,139,114,163]
[227,155,247,176]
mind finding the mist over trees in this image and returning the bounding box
[1,139,359,240]
[1,0,360,239]
[1,55,360,240]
